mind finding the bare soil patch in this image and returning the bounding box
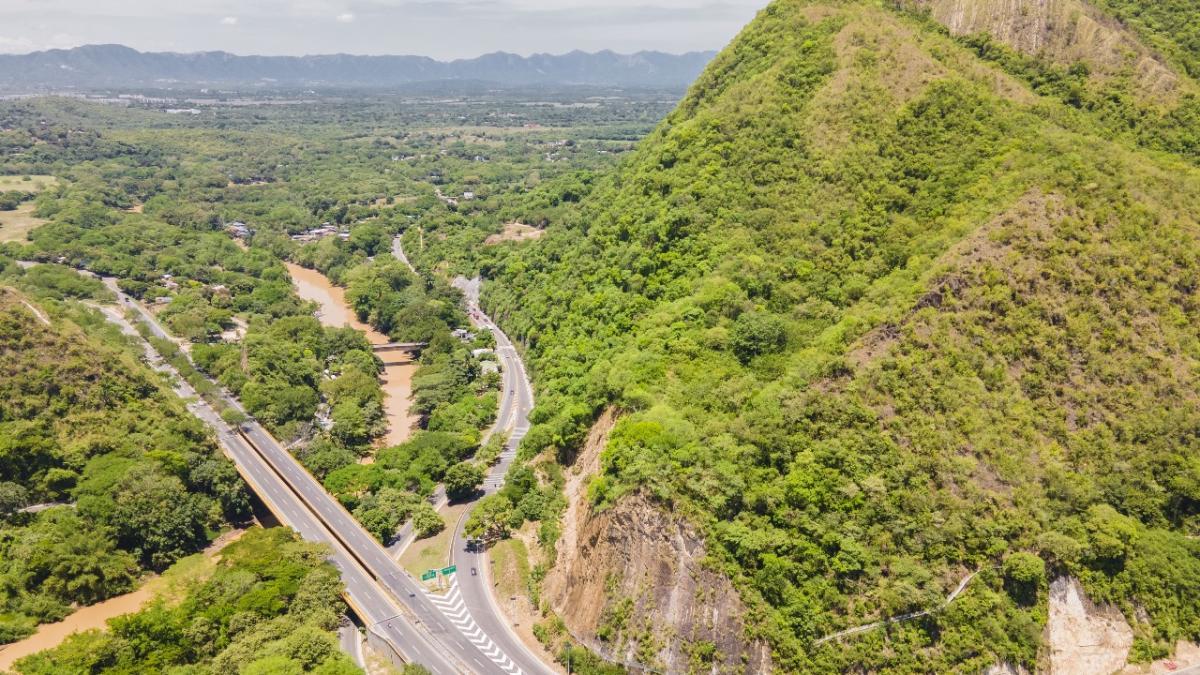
[484,222,546,246]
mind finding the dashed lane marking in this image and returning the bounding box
[426,579,523,675]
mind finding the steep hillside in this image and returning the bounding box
[907,0,1183,97]
[0,287,250,644]
[481,0,1200,671]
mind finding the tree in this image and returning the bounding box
[13,510,139,604]
[284,624,335,669]
[1003,552,1045,585]
[465,494,513,542]
[0,480,28,517]
[348,223,390,256]
[444,462,485,502]
[39,467,77,497]
[242,655,304,675]
[354,506,398,542]
[221,407,248,428]
[1003,552,1045,605]
[109,466,210,569]
[297,438,357,480]
[329,399,372,447]
[412,503,444,538]
[730,312,787,362]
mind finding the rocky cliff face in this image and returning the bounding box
[544,410,773,673]
[1044,577,1133,675]
[907,0,1181,97]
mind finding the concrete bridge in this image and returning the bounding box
[371,342,426,353]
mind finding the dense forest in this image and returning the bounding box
[12,527,360,674]
[0,286,250,644]
[446,0,1200,671]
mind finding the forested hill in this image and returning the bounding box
[480,0,1200,671]
[0,284,251,644]
[0,44,715,91]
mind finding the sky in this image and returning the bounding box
[0,0,765,59]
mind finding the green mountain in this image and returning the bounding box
[483,0,1200,671]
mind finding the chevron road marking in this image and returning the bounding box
[426,579,523,675]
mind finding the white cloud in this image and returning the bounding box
[0,35,35,53]
[220,16,238,25]
[335,12,354,22]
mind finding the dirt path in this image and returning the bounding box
[284,262,419,447]
[814,567,988,645]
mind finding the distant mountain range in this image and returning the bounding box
[0,44,716,91]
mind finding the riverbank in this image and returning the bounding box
[284,262,419,447]
[0,528,248,672]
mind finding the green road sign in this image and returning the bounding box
[441,565,457,576]
[421,569,437,581]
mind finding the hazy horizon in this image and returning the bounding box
[0,0,763,60]
[8,42,718,60]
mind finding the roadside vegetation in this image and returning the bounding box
[0,89,675,558]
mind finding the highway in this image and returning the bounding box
[101,274,554,675]
[449,275,545,673]
[91,291,466,673]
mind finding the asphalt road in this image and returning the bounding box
[89,298,461,672]
[448,275,547,674]
[97,280,470,673]
[101,268,554,674]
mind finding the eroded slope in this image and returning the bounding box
[484,0,1200,671]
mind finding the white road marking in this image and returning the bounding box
[425,578,524,675]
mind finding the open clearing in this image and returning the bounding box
[483,222,545,245]
[0,175,57,242]
[0,175,58,192]
[399,501,470,579]
[0,204,47,242]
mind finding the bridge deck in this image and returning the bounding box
[371,342,427,351]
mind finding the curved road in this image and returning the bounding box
[103,271,553,675]
[89,297,463,672]
[448,275,543,673]
[397,238,551,674]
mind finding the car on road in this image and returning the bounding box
[470,567,477,576]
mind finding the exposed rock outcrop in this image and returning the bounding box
[1044,576,1133,675]
[544,409,773,673]
[907,0,1182,98]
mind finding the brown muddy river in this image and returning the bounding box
[0,529,247,671]
[285,262,418,447]
[0,589,154,670]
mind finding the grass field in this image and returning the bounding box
[0,203,46,242]
[0,175,57,242]
[489,537,531,600]
[0,174,58,192]
[399,502,469,581]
